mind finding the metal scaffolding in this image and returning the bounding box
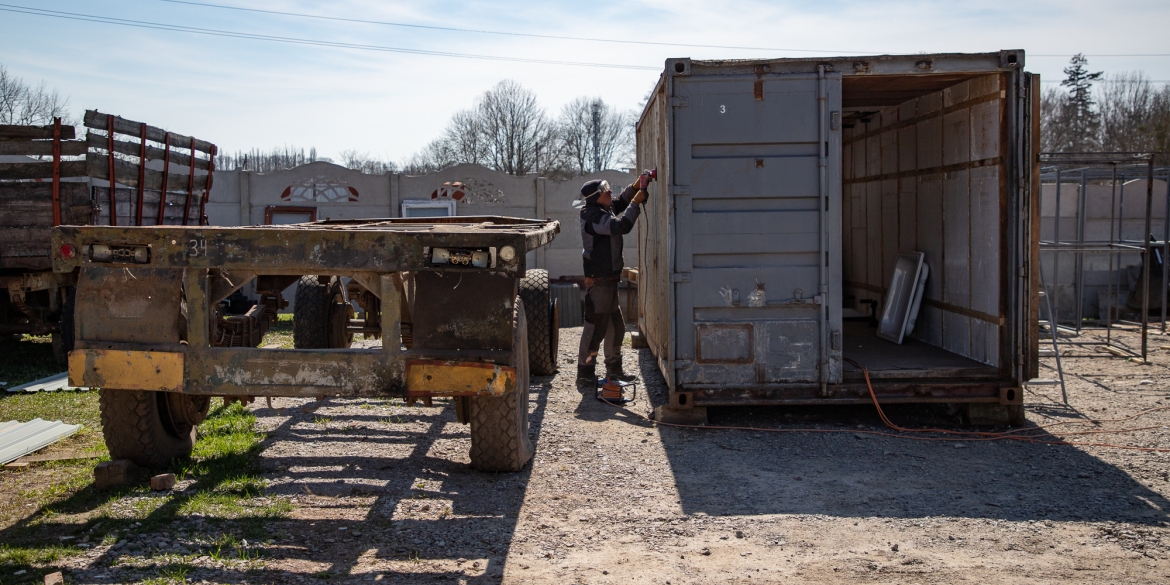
[1038,152,1167,362]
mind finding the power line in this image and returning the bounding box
[1040,79,1170,83]
[151,0,875,55]
[149,0,1170,58]
[0,4,658,70]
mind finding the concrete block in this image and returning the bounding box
[651,405,708,426]
[151,473,177,491]
[94,460,144,490]
[43,571,64,585]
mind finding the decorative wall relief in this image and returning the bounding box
[431,179,506,205]
[281,175,359,202]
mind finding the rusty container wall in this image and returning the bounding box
[636,51,1040,408]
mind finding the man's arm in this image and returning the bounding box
[584,199,642,236]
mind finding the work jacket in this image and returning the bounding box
[580,183,641,278]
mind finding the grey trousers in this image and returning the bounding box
[577,280,625,371]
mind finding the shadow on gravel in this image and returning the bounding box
[634,348,1170,526]
[0,379,555,585]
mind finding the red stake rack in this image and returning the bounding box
[158,134,171,225]
[136,123,147,226]
[105,114,117,226]
[50,117,62,226]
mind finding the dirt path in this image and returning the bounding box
[28,325,1170,584]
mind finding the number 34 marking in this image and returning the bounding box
[188,239,207,257]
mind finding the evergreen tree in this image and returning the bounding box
[1059,54,1103,151]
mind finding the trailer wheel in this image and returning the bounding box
[519,269,558,376]
[294,276,353,349]
[99,389,207,468]
[469,300,533,472]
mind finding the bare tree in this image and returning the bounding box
[339,149,397,174]
[0,64,73,125]
[556,97,634,175]
[405,81,637,177]
[216,146,319,172]
[1098,72,1170,163]
[478,80,552,176]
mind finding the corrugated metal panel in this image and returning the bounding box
[6,372,89,393]
[552,283,583,327]
[0,419,82,465]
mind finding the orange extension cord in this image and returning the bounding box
[601,368,1170,453]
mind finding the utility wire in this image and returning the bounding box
[151,0,876,55]
[149,0,1170,58]
[0,4,658,70]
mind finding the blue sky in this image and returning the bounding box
[1,0,1167,164]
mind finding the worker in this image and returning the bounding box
[575,171,653,392]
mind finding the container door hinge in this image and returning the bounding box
[673,359,693,369]
[671,272,692,283]
[671,97,689,107]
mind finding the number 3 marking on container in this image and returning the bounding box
[720,105,726,114]
[188,239,206,257]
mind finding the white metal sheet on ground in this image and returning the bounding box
[5,372,89,393]
[0,419,82,465]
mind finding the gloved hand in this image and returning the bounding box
[637,169,654,189]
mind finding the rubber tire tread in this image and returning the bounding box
[293,275,330,349]
[519,269,557,376]
[468,302,534,472]
[99,389,195,469]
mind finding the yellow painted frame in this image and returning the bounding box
[68,349,184,392]
[405,360,515,396]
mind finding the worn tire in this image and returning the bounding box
[99,389,204,468]
[519,269,558,376]
[294,276,330,349]
[294,276,352,349]
[469,301,533,472]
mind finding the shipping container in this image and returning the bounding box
[636,51,1039,424]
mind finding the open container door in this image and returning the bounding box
[669,59,843,395]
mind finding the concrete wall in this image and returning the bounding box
[1039,178,1170,321]
[206,162,637,280]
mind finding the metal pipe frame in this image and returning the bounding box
[1037,153,1164,361]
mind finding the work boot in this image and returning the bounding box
[576,365,597,387]
[606,370,636,383]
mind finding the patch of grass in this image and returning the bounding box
[312,570,333,579]
[142,561,193,584]
[314,415,332,426]
[0,543,79,566]
[0,380,106,530]
[259,313,294,349]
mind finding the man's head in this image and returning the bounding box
[580,179,613,207]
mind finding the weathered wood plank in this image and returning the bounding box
[0,181,89,203]
[84,110,215,155]
[0,140,87,156]
[86,156,209,192]
[0,124,77,141]
[0,160,88,180]
[86,133,211,171]
[91,187,203,226]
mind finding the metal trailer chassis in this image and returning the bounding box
[52,216,560,472]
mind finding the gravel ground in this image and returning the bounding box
[48,325,1170,584]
